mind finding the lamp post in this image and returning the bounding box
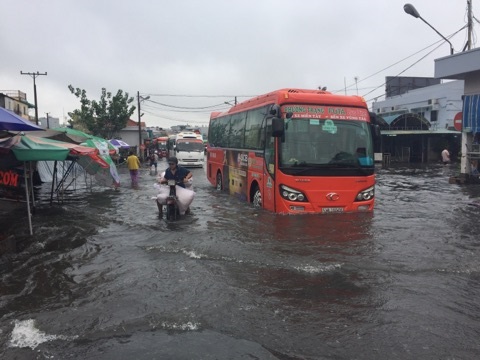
[137,92,150,160]
[404,3,454,55]
[20,71,47,125]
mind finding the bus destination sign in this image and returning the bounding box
[283,105,368,121]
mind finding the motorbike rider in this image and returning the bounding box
[156,156,194,216]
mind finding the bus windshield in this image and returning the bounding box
[176,141,204,152]
[279,118,374,169]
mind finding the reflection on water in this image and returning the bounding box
[1,163,480,359]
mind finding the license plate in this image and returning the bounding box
[289,206,305,211]
[322,207,344,214]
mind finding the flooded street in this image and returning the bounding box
[1,160,480,359]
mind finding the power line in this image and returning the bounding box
[142,109,209,124]
[145,98,229,110]
[360,26,467,103]
[142,103,228,114]
[363,41,447,103]
[336,26,466,95]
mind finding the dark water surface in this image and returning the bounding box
[1,161,480,359]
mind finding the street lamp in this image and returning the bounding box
[137,92,150,161]
[404,3,454,55]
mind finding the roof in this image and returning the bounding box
[126,119,145,127]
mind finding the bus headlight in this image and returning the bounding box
[355,186,374,201]
[280,185,307,202]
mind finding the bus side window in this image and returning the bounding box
[245,107,267,150]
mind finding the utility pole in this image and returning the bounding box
[464,0,473,51]
[137,91,142,160]
[20,71,47,125]
[45,112,50,129]
[224,97,238,106]
[137,91,150,161]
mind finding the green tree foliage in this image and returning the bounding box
[68,85,136,139]
[66,111,90,134]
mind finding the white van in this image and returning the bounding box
[169,132,204,167]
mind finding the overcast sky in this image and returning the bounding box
[0,0,474,129]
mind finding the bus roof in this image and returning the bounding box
[211,88,368,119]
[176,131,203,140]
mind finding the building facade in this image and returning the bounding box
[435,47,480,179]
[0,90,34,121]
[372,78,463,163]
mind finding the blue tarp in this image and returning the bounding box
[0,107,43,131]
[463,94,480,134]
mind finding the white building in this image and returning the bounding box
[371,78,463,163]
[435,46,480,180]
[38,115,60,129]
[372,80,464,132]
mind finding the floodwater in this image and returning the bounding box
[1,160,480,359]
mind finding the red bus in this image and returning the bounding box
[206,88,380,214]
[156,136,169,158]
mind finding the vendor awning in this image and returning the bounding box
[0,134,112,235]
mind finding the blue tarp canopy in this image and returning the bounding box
[463,94,480,134]
[0,107,43,131]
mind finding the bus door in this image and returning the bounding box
[262,118,275,212]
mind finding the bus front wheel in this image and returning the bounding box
[252,186,262,208]
[216,172,223,190]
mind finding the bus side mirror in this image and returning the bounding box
[270,104,281,116]
[272,117,285,137]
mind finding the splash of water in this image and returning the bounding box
[9,319,77,350]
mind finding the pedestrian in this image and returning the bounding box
[126,150,141,187]
[471,160,479,176]
[149,151,159,174]
[441,148,451,165]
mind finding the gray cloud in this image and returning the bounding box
[1,0,469,128]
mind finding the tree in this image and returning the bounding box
[68,85,136,139]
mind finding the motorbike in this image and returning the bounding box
[165,179,180,221]
[155,175,194,220]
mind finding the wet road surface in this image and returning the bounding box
[1,160,480,359]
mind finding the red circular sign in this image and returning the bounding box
[454,112,462,131]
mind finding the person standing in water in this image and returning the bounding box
[441,148,451,165]
[126,150,141,187]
